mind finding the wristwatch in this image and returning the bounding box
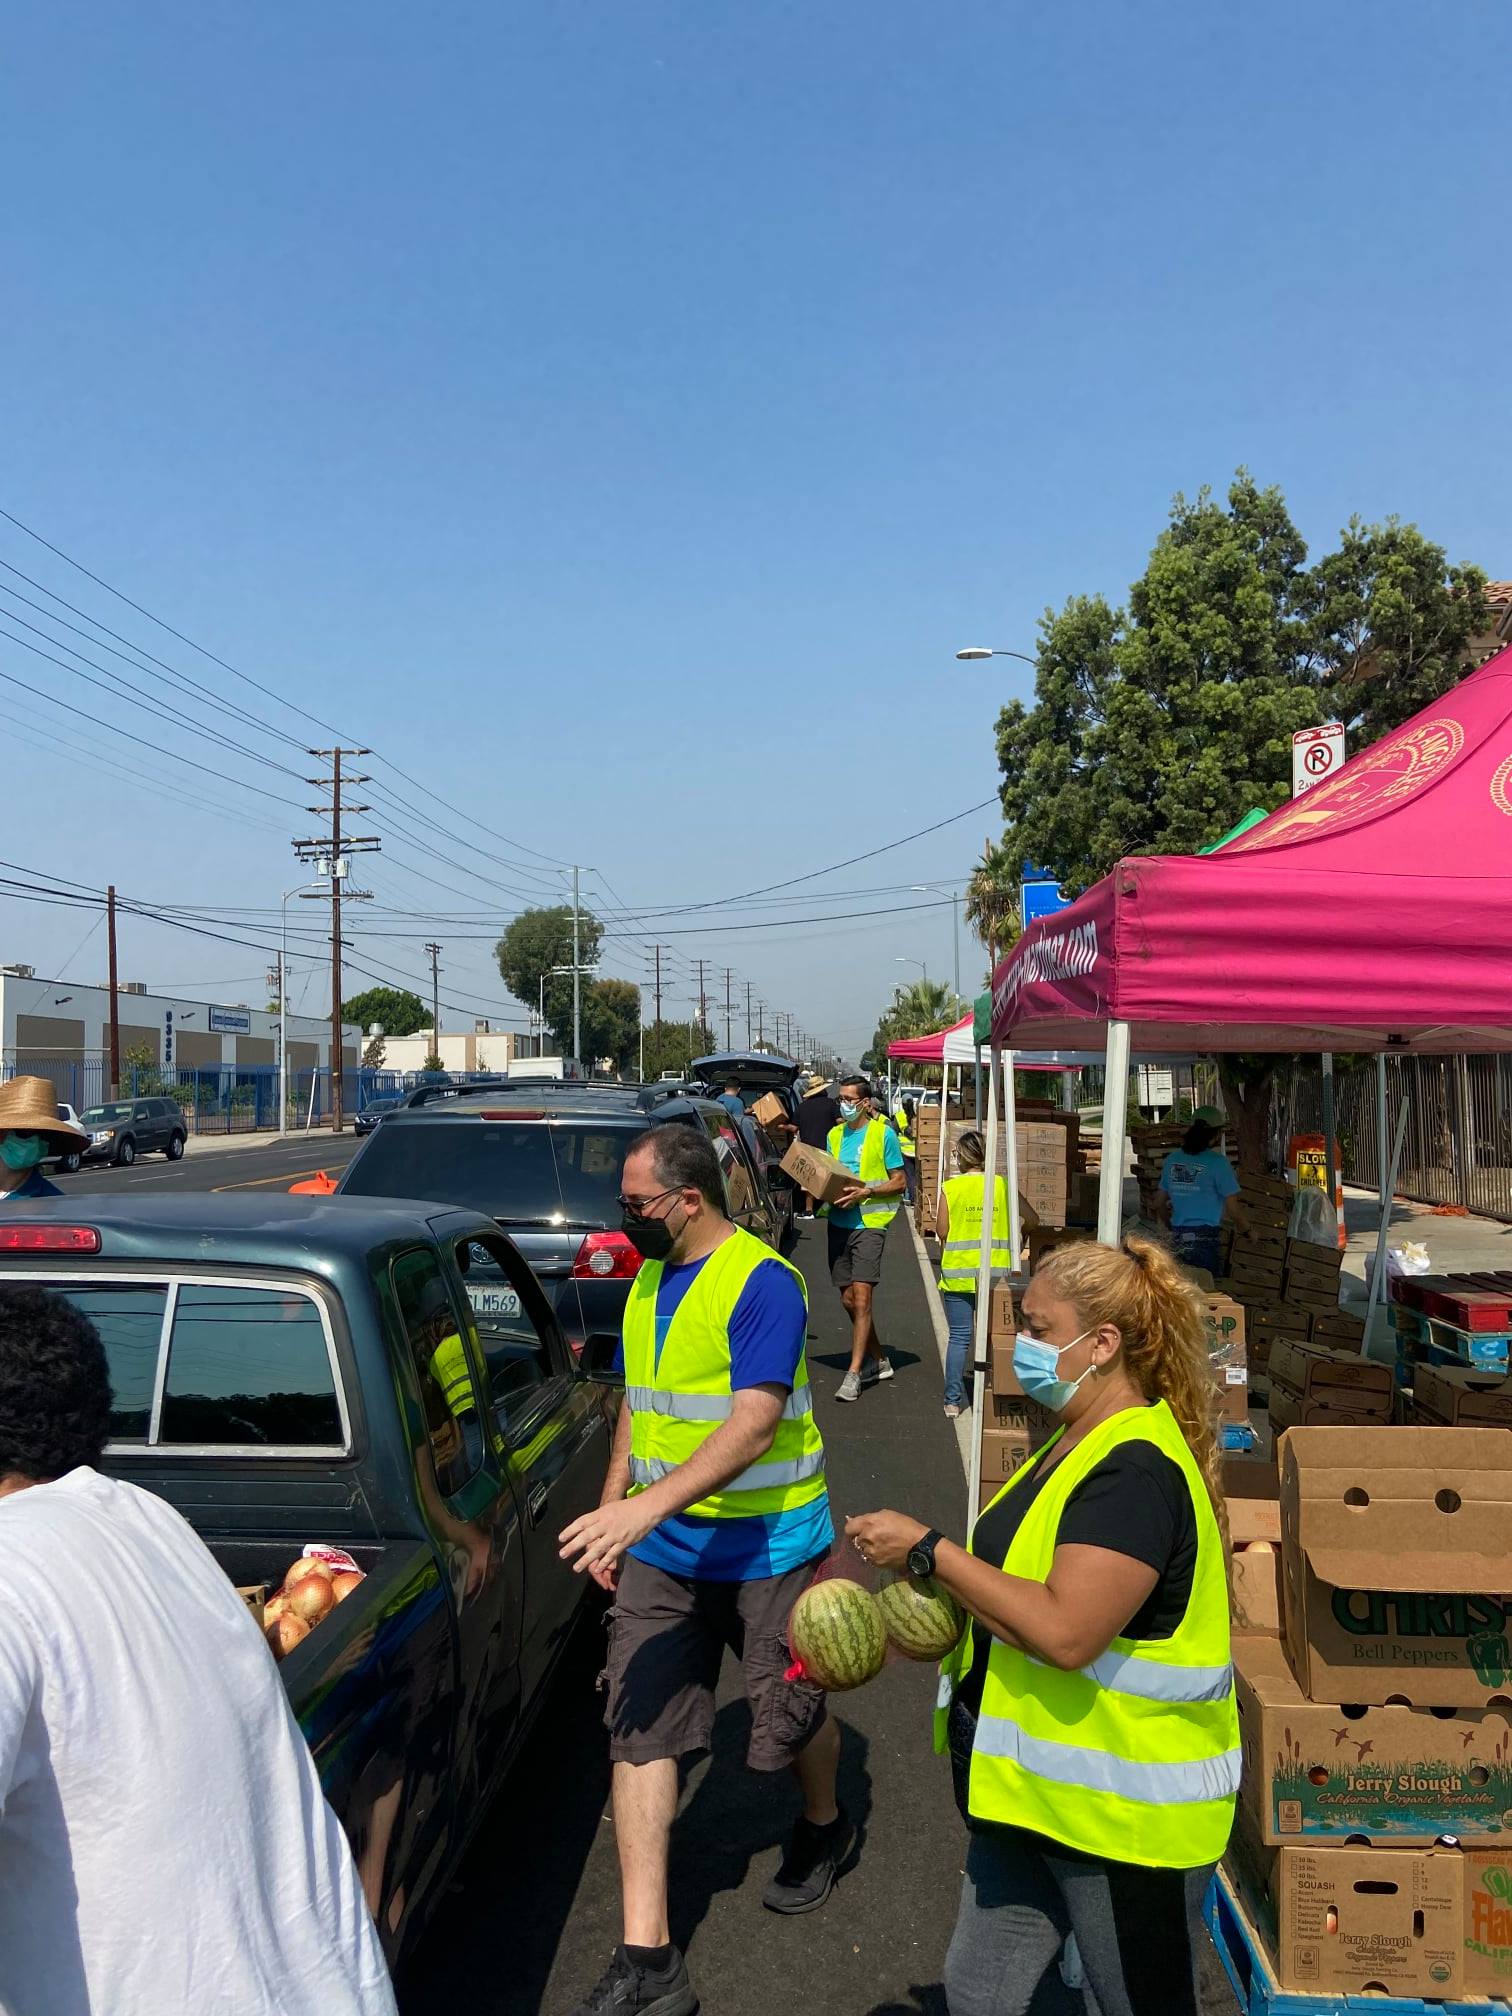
[907,1527,944,1578]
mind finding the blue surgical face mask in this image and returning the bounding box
[1011,1327,1097,1412]
[0,1133,48,1173]
[839,1100,860,1121]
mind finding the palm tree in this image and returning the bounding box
[965,840,1021,966]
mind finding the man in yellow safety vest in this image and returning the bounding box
[558,1123,847,2016]
[827,1073,908,1403]
[935,1129,1011,1419]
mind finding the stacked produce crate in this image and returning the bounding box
[974,1279,1056,1511]
[1221,1425,1512,2002]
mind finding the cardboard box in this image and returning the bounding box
[1269,1338,1395,1412]
[1235,1632,1512,1845]
[1225,1813,1465,1998]
[1413,1363,1512,1429]
[237,1583,268,1629]
[988,1279,1017,1341]
[750,1090,788,1131]
[1463,1850,1512,1994]
[1286,1237,1343,1273]
[979,1422,1034,1485]
[989,1340,1020,1393]
[1233,1549,1283,1632]
[779,1140,859,1207]
[1025,1225,1089,1270]
[1280,1426,1512,1707]
[1310,1311,1366,1348]
[1270,1385,1392,1434]
[1224,1449,1281,1543]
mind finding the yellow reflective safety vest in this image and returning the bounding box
[429,1331,475,1419]
[622,1226,825,1520]
[937,1172,1011,1294]
[892,1105,916,1158]
[934,1399,1237,1869]
[825,1119,900,1228]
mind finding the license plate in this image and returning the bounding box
[467,1284,521,1320]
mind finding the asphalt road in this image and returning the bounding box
[46,1131,359,1198]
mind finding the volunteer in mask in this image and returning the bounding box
[1155,1105,1245,1279]
[0,1076,88,1203]
[558,1124,847,2016]
[845,1235,1236,2016]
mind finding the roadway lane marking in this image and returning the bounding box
[211,1167,343,1192]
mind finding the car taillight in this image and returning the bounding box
[572,1230,642,1280]
[0,1225,101,1253]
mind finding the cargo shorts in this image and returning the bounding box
[604,1553,830,1770]
[828,1223,886,1289]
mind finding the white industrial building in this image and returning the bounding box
[0,964,357,1091]
[372,1022,537,1077]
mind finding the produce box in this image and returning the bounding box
[237,1583,268,1629]
[1463,1849,1512,1994]
[1412,1363,1512,1429]
[1223,1809,1465,1998]
[1310,1310,1366,1348]
[1234,1229,1288,1262]
[1234,1631,1512,1845]
[750,1091,788,1131]
[1269,1385,1392,1434]
[1233,1548,1282,1632]
[1280,1426,1512,1707]
[1268,1338,1394,1411]
[1286,1236,1343,1272]
[988,1279,1017,1341]
[979,1422,1034,1486]
[779,1141,860,1207]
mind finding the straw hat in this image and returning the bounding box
[0,1075,88,1149]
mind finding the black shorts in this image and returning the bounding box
[604,1552,829,1770]
[828,1223,886,1288]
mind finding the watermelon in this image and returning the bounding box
[875,1570,966,1661]
[788,1577,887,1691]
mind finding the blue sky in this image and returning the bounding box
[3,1,1508,1059]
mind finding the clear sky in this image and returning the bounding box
[3,1,1508,1061]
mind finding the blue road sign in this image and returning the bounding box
[1021,878,1070,927]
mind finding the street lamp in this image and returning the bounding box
[956,646,1037,667]
[895,955,928,982]
[912,884,961,994]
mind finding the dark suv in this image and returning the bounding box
[332,1083,787,1351]
[79,1095,188,1166]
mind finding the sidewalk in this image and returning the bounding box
[180,1125,350,1157]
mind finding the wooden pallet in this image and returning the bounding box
[1204,1870,1512,2016]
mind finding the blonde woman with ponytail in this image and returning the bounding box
[847,1235,1237,2016]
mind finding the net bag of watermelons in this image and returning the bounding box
[785,1541,966,1691]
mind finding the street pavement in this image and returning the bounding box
[46,1130,359,1198]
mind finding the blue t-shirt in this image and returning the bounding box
[715,1092,746,1122]
[1159,1148,1239,1228]
[827,1119,905,1230]
[617,1248,831,1581]
[0,1170,62,1203]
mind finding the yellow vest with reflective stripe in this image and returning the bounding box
[622,1226,825,1521]
[892,1106,916,1157]
[937,1172,1011,1294]
[935,1399,1236,1869]
[825,1118,900,1228]
[429,1331,475,1418]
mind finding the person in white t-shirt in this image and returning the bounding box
[0,1284,398,2016]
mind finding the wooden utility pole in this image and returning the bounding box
[744,979,753,1047]
[694,957,707,1043]
[424,942,442,1059]
[106,883,120,1098]
[294,748,379,1134]
[721,968,735,1050]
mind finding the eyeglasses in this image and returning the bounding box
[616,1184,682,1214]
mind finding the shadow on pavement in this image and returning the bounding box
[808,1346,928,1375]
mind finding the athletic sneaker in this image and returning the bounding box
[762,1808,856,1914]
[835,1371,863,1402]
[859,1354,895,1386]
[571,1945,698,2016]
[943,1402,962,1419]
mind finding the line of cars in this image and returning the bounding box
[44,1095,189,1172]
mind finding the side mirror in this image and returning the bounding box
[577,1333,624,1388]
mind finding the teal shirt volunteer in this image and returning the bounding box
[827,1120,905,1230]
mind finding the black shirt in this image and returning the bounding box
[957,1424,1197,1717]
[795,1091,840,1148]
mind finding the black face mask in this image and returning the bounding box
[621,1206,680,1261]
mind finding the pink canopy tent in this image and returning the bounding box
[990,643,1512,1057]
[952,647,1512,1510]
[886,1014,1085,1068]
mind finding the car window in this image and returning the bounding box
[391,1246,484,1497]
[159,1284,343,1446]
[48,1282,168,1443]
[453,1236,552,1420]
[701,1112,755,1218]
[343,1116,629,1230]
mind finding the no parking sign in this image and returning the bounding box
[1292,722,1345,796]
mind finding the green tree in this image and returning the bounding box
[1304,518,1489,743]
[864,978,967,1074]
[341,986,429,1039]
[579,978,642,1074]
[641,1017,717,1083]
[495,904,604,1054]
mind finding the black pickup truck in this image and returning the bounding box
[0,1194,613,1963]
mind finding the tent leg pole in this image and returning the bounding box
[1322,1050,1337,1214]
[1376,1054,1389,1210]
[967,1046,1004,1523]
[1099,1021,1131,1245]
[1366,1101,1409,1354]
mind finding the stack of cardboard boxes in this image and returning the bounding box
[975,1279,1058,1509]
[1225,1426,1512,2000]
